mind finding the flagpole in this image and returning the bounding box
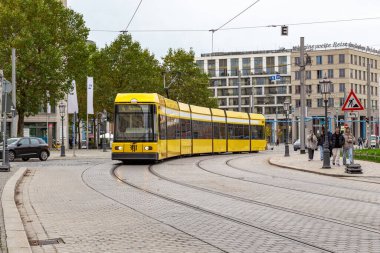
[86,113,89,150]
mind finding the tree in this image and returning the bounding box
[0,0,89,136]
[162,48,217,108]
[91,34,163,115]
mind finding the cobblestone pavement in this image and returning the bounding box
[14,149,380,253]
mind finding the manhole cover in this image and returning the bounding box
[29,238,65,246]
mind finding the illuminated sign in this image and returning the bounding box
[293,42,380,55]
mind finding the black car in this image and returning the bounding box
[1,137,50,162]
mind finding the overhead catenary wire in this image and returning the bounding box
[90,16,380,33]
[123,0,143,33]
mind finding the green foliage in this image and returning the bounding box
[162,48,217,108]
[0,0,89,135]
[91,34,163,115]
[355,149,380,163]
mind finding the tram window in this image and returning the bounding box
[114,104,156,142]
[159,115,166,140]
[228,124,250,139]
[213,122,227,139]
[180,119,192,139]
[167,116,180,140]
[251,125,264,140]
[192,120,212,139]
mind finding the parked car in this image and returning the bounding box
[370,135,378,148]
[293,139,300,151]
[0,137,50,162]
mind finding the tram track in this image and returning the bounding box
[80,164,229,253]
[194,155,380,206]
[148,160,380,235]
[113,164,335,253]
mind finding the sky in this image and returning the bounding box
[68,0,380,59]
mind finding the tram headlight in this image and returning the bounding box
[115,146,123,151]
[144,146,152,151]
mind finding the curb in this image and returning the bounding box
[1,167,32,253]
[267,158,356,178]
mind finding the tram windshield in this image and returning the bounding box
[114,104,156,142]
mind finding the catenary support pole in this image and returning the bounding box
[367,60,371,147]
[11,48,17,137]
[300,37,306,154]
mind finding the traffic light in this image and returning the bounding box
[281,25,288,36]
[365,117,369,124]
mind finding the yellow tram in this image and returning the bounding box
[112,93,266,161]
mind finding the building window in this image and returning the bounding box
[317,70,323,79]
[359,85,362,94]
[306,99,312,108]
[230,58,239,76]
[254,57,263,74]
[359,56,361,66]
[207,60,216,77]
[371,86,374,95]
[242,58,251,76]
[355,83,358,93]
[295,99,301,108]
[266,57,275,74]
[219,59,227,76]
[316,56,322,65]
[364,71,366,81]
[371,59,374,68]
[375,60,378,69]
[306,71,311,80]
[328,98,334,107]
[350,54,353,64]
[375,73,378,82]
[363,86,366,94]
[295,85,301,94]
[339,69,345,78]
[255,87,262,95]
[295,57,300,66]
[339,83,345,92]
[328,69,334,78]
[355,70,357,79]
[339,54,345,64]
[317,99,323,107]
[354,55,357,65]
[317,84,321,93]
[196,60,204,72]
[339,98,344,106]
[350,69,353,78]
[330,84,334,93]
[328,55,334,64]
[295,71,300,80]
[278,56,287,74]
[306,85,312,94]
[358,70,361,80]
[371,73,374,82]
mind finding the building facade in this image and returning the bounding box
[291,47,380,141]
[195,50,292,143]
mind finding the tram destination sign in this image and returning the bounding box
[293,42,380,55]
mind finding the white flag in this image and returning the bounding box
[46,91,51,113]
[87,77,94,114]
[67,80,79,114]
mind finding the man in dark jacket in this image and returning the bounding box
[331,127,345,166]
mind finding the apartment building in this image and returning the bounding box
[195,49,292,143]
[291,46,380,140]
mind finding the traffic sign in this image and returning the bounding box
[342,89,364,111]
[269,74,281,81]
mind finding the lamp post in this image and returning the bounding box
[59,102,66,157]
[283,99,290,157]
[320,76,332,169]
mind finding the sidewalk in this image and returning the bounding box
[48,149,111,160]
[269,149,380,180]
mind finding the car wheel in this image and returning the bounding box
[8,151,15,162]
[39,150,49,161]
[22,157,30,161]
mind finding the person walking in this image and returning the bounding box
[331,127,345,166]
[343,127,355,165]
[358,137,363,149]
[306,129,318,161]
[317,128,325,161]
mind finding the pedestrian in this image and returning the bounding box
[306,129,317,161]
[343,127,355,165]
[317,128,325,161]
[276,139,279,146]
[358,137,363,149]
[331,127,345,166]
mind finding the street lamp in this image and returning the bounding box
[320,76,332,169]
[283,99,290,157]
[101,110,107,152]
[59,102,66,157]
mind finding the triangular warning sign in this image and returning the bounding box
[342,89,364,111]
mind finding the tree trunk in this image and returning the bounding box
[77,119,81,149]
[17,111,25,137]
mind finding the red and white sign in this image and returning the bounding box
[342,89,364,111]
